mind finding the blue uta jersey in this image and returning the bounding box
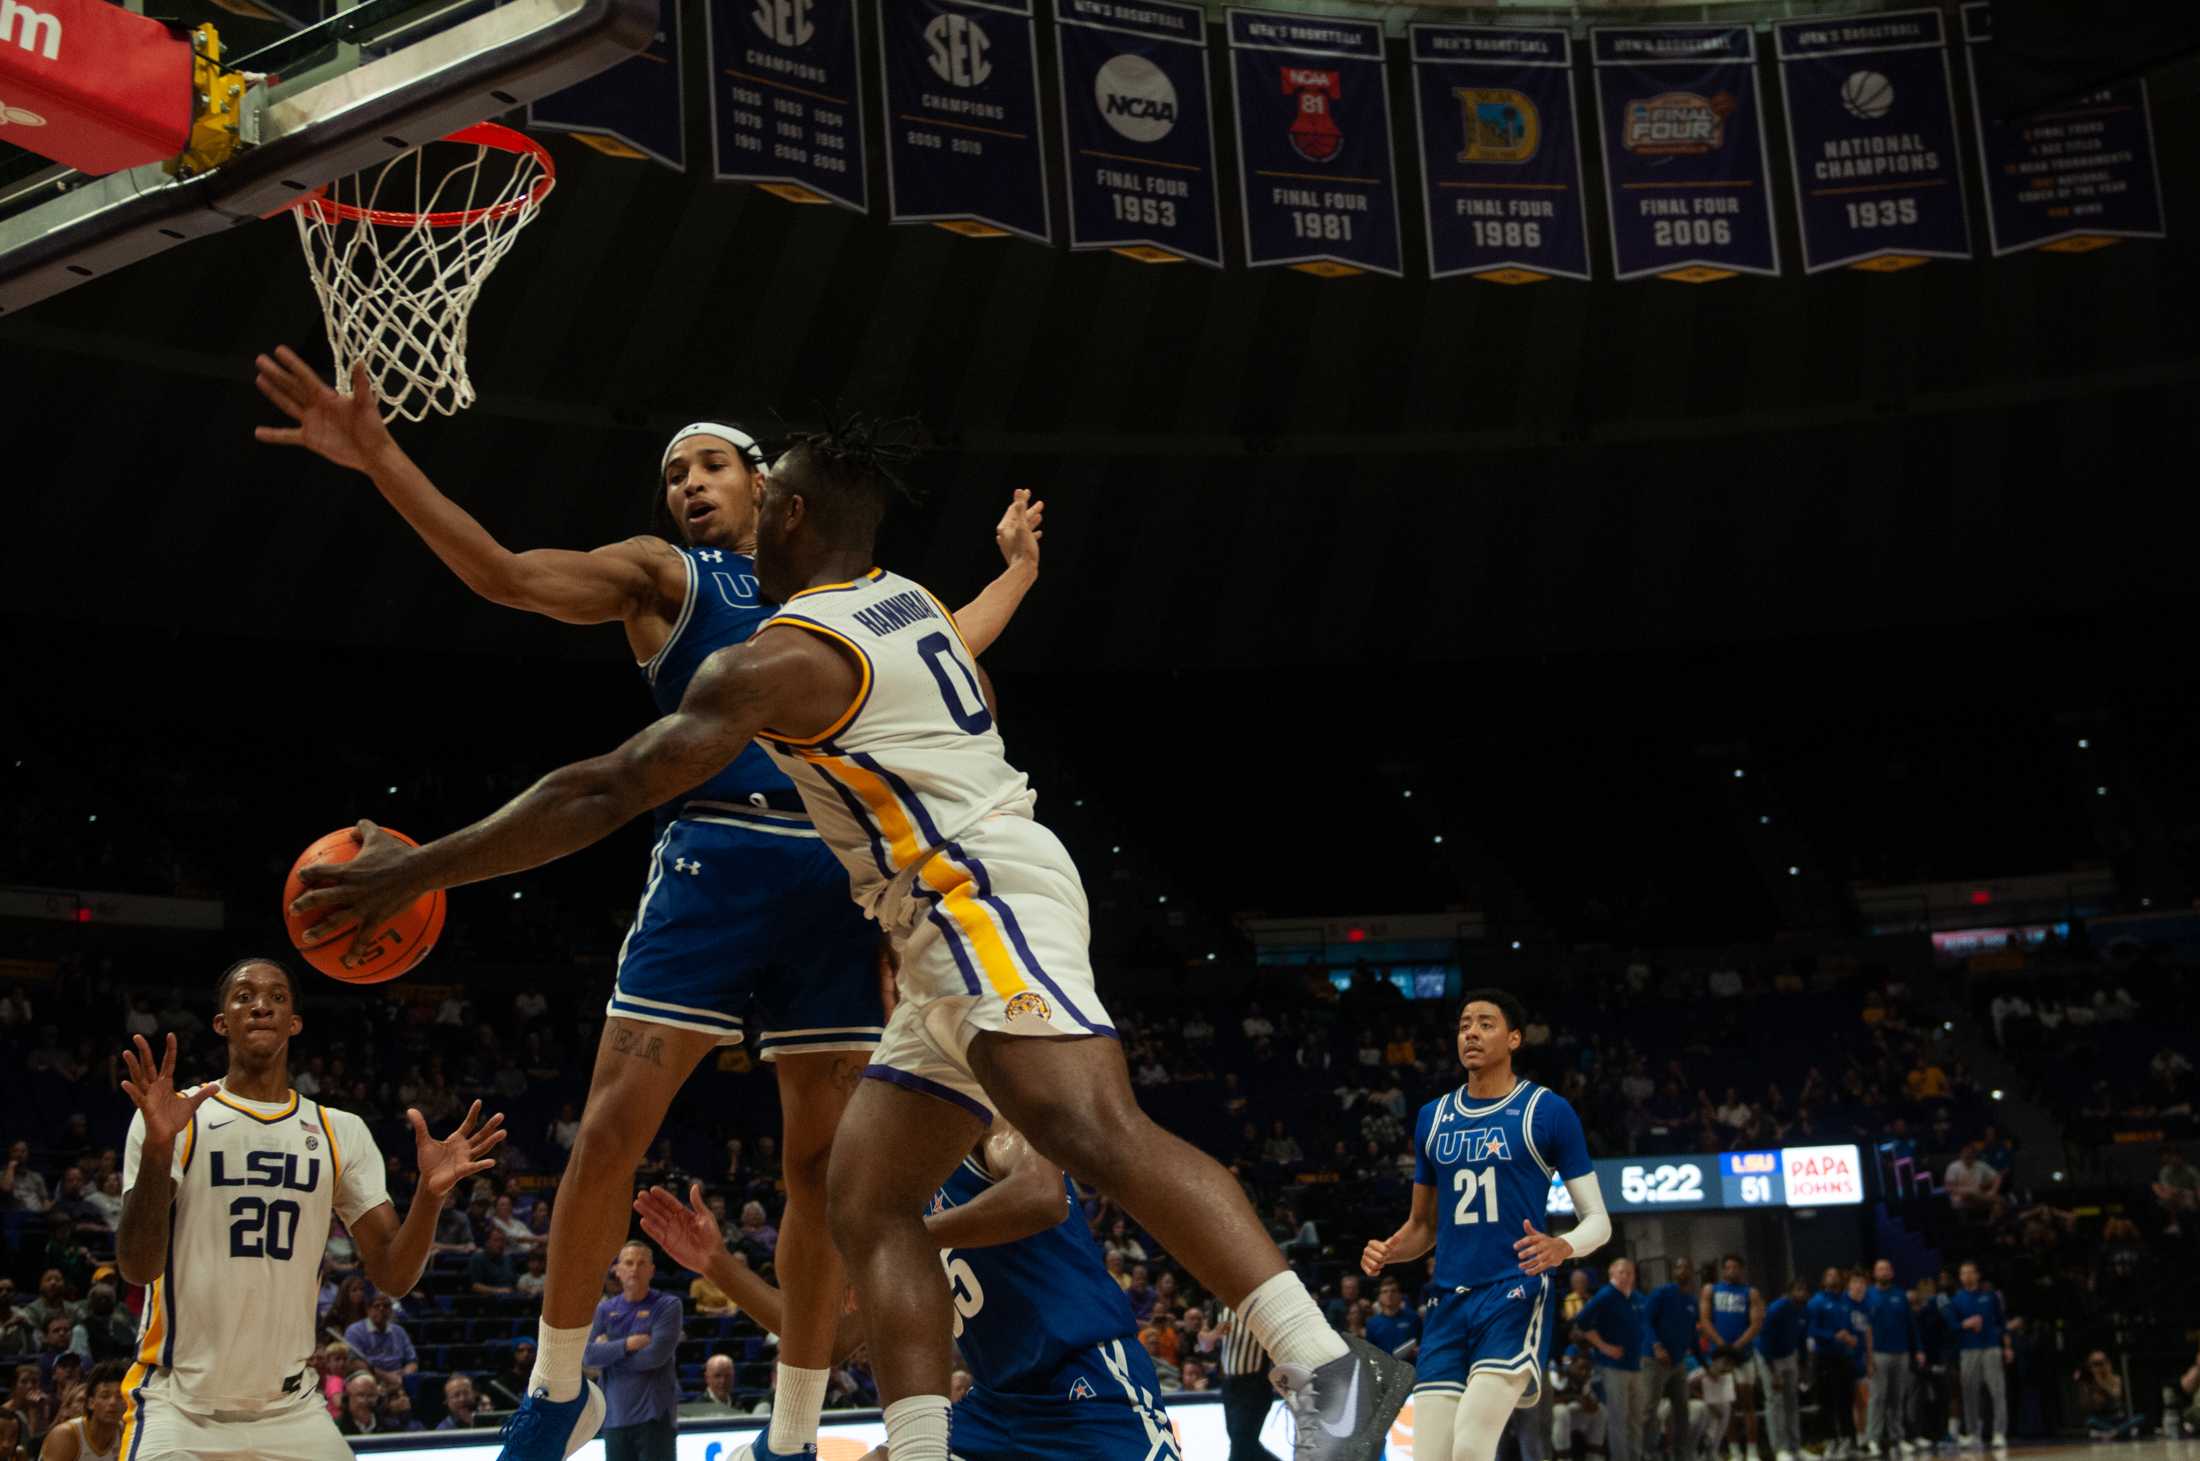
[1710,1282,1754,1348]
[932,1151,1144,1395]
[640,547,804,822]
[1414,1078,1593,1290]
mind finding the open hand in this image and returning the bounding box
[289,821,431,961]
[119,1034,217,1149]
[254,350,396,470]
[635,1181,725,1274]
[1514,1220,1573,1277]
[411,1100,506,1202]
[994,489,1044,570]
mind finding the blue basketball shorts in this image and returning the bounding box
[952,1341,1182,1461]
[606,809,882,1060]
[1416,1274,1553,1408]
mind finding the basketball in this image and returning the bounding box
[281,827,446,983]
[1841,70,1895,120]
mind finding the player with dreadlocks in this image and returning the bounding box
[252,351,1044,1461]
[295,415,1415,1461]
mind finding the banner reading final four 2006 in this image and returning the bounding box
[1961,2,2166,256]
[1409,25,1590,283]
[1591,25,1781,283]
[1774,10,1969,273]
[1226,9,1402,278]
[708,0,867,210]
[1054,0,1223,267]
[882,0,1051,242]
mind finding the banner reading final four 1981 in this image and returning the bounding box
[1226,8,1403,277]
[1961,2,2166,256]
[881,0,1052,242]
[707,0,867,210]
[1591,24,1782,283]
[1054,0,1223,267]
[1773,9,1969,273]
[1409,25,1590,283]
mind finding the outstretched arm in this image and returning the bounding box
[952,490,1043,656]
[290,626,859,952]
[254,349,675,625]
[924,1125,1070,1251]
[634,1184,867,1365]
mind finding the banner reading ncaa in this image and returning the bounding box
[1410,24,1590,283]
[1226,8,1402,277]
[882,0,1052,242]
[1053,0,1223,266]
[708,0,867,210]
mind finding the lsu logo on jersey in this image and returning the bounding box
[1432,1126,1510,1164]
[1003,990,1053,1024]
[1452,88,1540,163]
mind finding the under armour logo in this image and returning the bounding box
[697,549,725,563]
[673,858,702,875]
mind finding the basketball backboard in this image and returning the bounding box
[0,0,655,313]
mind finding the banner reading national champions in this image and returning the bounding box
[709,0,868,210]
[1226,8,1403,277]
[1053,0,1224,266]
[1592,23,1782,283]
[1774,8,1969,273]
[882,0,1053,242]
[1409,25,1591,283]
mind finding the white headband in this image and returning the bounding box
[662,421,763,473]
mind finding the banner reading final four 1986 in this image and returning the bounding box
[708,0,866,210]
[1226,8,1402,277]
[882,0,1052,242]
[1409,25,1590,283]
[1961,2,2166,256]
[1054,0,1223,266]
[1592,24,1782,283]
[1774,9,1969,273]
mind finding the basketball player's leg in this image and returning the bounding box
[757,1048,866,1451]
[1451,1370,1533,1461]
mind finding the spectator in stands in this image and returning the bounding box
[1323,1274,1361,1330]
[75,1288,132,1367]
[1125,1265,1156,1322]
[1943,1144,2005,1222]
[438,1374,487,1430]
[32,1313,86,1387]
[680,1355,742,1417]
[487,1193,535,1251]
[585,1242,682,1461]
[0,1411,27,1461]
[1365,1278,1419,1357]
[319,1275,370,1342]
[2153,1146,2199,1237]
[314,1342,353,1415]
[1,1144,50,1213]
[431,1196,476,1253]
[17,1273,76,1334]
[1274,1203,1319,1263]
[1549,1351,1605,1461]
[335,1370,386,1436]
[519,1250,549,1299]
[527,1193,553,1246]
[343,1293,418,1381]
[377,1375,425,1432]
[1562,1268,1593,1325]
[1103,1217,1147,1265]
[1905,1055,1951,1103]
[480,1339,536,1411]
[82,1174,121,1234]
[1241,1004,1274,1040]
[548,1102,581,1154]
[0,1287,33,1361]
[1261,1119,1304,1170]
[2068,1350,2140,1440]
[1714,1089,1752,1132]
[735,1200,779,1263]
[467,1225,520,1297]
[47,1170,99,1235]
[4,1361,53,1440]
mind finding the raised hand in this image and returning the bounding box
[994,489,1044,570]
[410,1100,506,1202]
[634,1181,724,1275]
[118,1034,216,1149]
[1513,1219,1573,1277]
[254,349,396,471]
[289,821,430,959]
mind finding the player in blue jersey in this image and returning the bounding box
[631,1121,1180,1461]
[1698,1255,1764,1460]
[253,352,1042,1461]
[1361,990,1614,1461]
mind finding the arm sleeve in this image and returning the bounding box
[330,1112,391,1227]
[1411,1102,1436,1188]
[1535,1095,1596,1181]
[1560,1171,1611,1260]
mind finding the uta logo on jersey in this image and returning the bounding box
[1069,1377,1096,1400]
[1432,1126,1510,1164]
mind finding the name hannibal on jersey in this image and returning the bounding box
[1414,1079,1593,1290]
[123,1087,387,1410]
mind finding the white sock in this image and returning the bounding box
[529,1320,589,1402]
[1239,1268,1349,1373]
[881,1395,953,1461]
[767,1365,828,1453]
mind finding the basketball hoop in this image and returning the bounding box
[291,122,554,422]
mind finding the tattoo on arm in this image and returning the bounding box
[610,1026,666,1067]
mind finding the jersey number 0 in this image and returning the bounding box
[1452,1167,1500,1225]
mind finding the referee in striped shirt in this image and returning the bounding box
[1217,1303,1280,1460]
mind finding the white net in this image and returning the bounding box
[292,125,553,423]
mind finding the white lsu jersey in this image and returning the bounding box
[757,568,1038,934]
[122,1085,387,1412]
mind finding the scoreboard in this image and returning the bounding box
[1544,1144,1864,1216]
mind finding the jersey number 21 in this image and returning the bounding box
[1452,1168,1499,1225]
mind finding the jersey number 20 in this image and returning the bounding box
[230,1196,302,1260]
[1452,1168,1499,1226]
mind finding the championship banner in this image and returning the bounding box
[1774,9,1970,273]
[530,8,684,170]
[709,0,867,210]
[1225,8,1403,278]
[881,0,1052,242]
[1053,0,1224,267]
[1409,25,1590,284]
[1961,2,2166,256]
[1590,24,1782,283]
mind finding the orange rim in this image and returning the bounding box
[295,122,555,228]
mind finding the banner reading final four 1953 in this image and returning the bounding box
[1409,25,1590,283]
[1961,2,2166,256]
[708,0,867,210]
[1226,8,1403,278]
[881,0,1052,242]
[1054,0,1223,267]
[1591,24,1782,283]
[1774,9,1969,273]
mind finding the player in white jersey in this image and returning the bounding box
[113,957,507,1461]
[293,420,1413,1461]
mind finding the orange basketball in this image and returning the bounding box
[282,827,446,984]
